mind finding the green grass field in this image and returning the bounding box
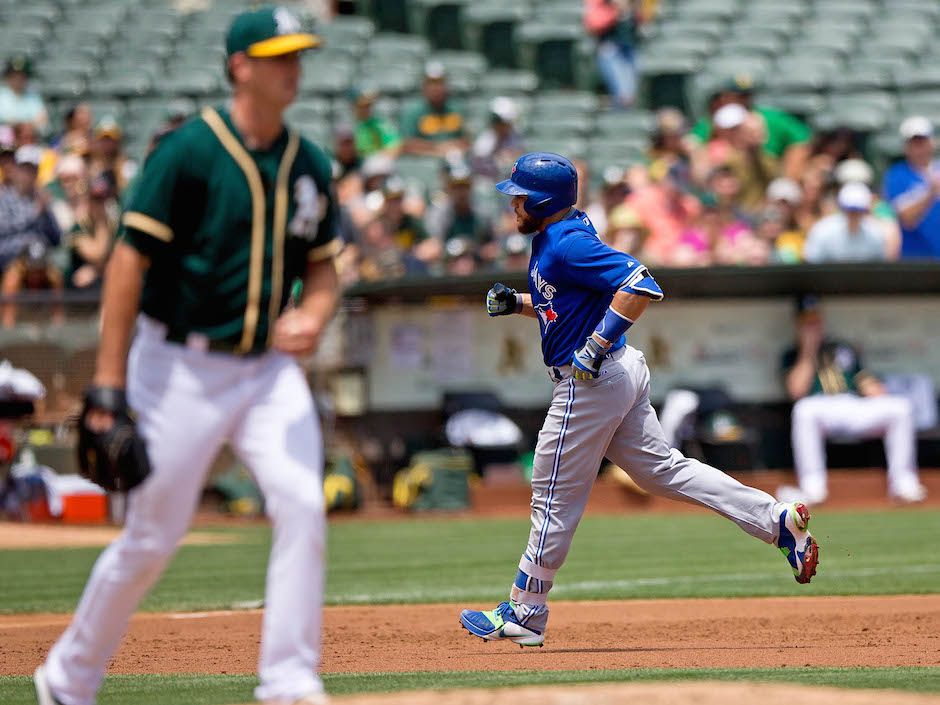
[1,508,939,703]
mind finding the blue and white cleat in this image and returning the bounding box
[459,601,545,647]
[776,502,820,584]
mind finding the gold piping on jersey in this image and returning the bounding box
[122,211,174,242]
[307,237,342,262]
[267,130,300,345]
[201,107,267,354]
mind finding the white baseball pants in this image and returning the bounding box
[44,317,326,705]
[790,393,920,500]
[511,346,783,611]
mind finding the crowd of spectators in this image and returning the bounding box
[3,36,940,322]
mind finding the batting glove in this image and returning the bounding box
[571,337,608,381]
[486,283,522,317]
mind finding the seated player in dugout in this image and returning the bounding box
[778,294,926,505]
[460,152,820,647]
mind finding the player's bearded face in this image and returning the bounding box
[512,195,542,234]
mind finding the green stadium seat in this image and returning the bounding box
[366,68,422,98]
[461,5,529,69]
[286,99,334,125]
[36,77,87,101]
[533,4,583,26]
[870,130,905,172]
[652,20,727,43]
[899,90,940,116]
[480,69,539,96]
[516,23,583,90]
[755,92,825,122]
[830,67,894,94]
[817,93,896,133]
[89,73,152,99]
[812,3,877,22]
[430,51,486,76]
[743,5,809,23]
[531,91,599,117]
[359,0,410,33]
[395,155,444,194]
[86,98,127,123]
[156,70,222,98]
[0,41,42,61]
[408,0,469,50]
[526,137,586,161]
[637,54,702,113]
[715,34,786,59]
[365,33,431,61]
[6,5,61,26]
[317,16,375,55]
[594,110,655,138]
[649,36,715,60]
[292,119,332,146]
[675,0,740,22]
[127,97,196,128]
[866,34,930,60]
[587,138,647,165]
[704,56,773,86]
[788,35,854,60]
[526,114,594,138]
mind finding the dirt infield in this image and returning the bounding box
[2,595,938,677]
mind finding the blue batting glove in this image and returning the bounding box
[571,337,608,381]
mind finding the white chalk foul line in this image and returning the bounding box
[337,564,940,604]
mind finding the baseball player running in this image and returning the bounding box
[35,8,338,705]
[459,153,819,647]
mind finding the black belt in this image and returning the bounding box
[163,330,266,357]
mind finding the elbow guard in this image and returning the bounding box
[619,266,664,301]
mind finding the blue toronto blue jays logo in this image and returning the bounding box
[534,302,559,327]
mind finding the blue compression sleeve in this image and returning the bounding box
[592,306,634,347]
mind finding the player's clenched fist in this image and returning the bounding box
[486,282,522,317]
[571,337,608,380]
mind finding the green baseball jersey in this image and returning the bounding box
[120,106,339,354]
[400,98,466,142]
[354,116,402,157]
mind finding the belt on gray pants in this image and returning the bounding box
[548,345,626,382]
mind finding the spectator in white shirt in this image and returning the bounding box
[0,56,48,133]
[803,182,888,263]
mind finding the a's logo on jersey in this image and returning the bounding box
[530,263,556,300]
[534,302,559,327]
[288,175,327,240]
[274,7,302,35]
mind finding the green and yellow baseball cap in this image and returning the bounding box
[226,6,320,58]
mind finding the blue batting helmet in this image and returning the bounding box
[496,152,578,218]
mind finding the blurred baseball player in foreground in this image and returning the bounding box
[35,7,338,704]
[460,152,819,647]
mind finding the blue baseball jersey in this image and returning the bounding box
[528,210,647,367]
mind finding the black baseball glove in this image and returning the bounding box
[77,386,151,492]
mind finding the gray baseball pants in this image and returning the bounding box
[510,346,782,616]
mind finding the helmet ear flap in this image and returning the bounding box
[523,194,555,219]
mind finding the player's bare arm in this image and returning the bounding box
[272,257,339,356]
[92,242,149,391]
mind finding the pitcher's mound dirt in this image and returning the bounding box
[2,595,939,676]
[262,682,940,705]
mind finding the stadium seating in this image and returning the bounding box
[2,0,938,174]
